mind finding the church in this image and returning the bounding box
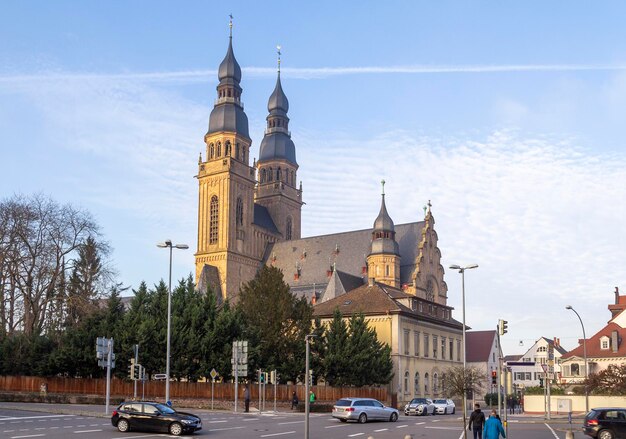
[195,24,464,404]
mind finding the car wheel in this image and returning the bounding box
[358,413,367,424]
[117,419,130,433]
[444,408,447,415]
[599,430,614,439]
[390,412,398,422]
[340,419,347,423]
[452,408,456,414]
[169,422,183,436]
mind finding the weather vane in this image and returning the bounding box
[277,45,282,73]
[229,14,233,37]
[381,179,385,195]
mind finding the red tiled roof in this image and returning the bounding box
[465,330,497,362]
[561,322,626,359]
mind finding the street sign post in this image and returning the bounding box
[232,341,248,413]
[96,337,115,414]
[210,368,218,410]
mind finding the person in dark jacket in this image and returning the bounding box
[291,391,299,410]
[468,403,486,439]
[483,410,506,439]
[244,384,250,413]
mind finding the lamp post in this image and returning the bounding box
[304,334,317,439]
[566,305,589,413]
[157,239,189,404]
[450,263,479,439]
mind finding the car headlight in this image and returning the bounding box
[181,419,195,424]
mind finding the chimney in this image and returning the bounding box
[553,337,559,348]
[616,286,620,305]
[612,330,619,353]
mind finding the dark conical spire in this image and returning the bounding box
[373,180,395,232]
[268,46,289,113]
[370,180,399,256]
[218,26,242,84]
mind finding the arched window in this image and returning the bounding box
[236,197,243,227]
[209,143,214,159]
[209,196,219,244]
[225,141,231,156]
[571,363,580,376]
[433,373,439,394]
[261,169,267,183]
[404,371,410,393]
[414,372,420,394]
[286,217,293,240]
[236,143,240,160]
[291,171,295,186]
[385,265,390,276]
[216,142,221,157]
[424,373,429,395]
[242,149,246,163]
[441,373,446,394]
[268,167,273,181]
[277,167,282,181]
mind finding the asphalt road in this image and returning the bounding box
[0,405,587,439]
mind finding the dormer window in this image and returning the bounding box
[600,336,610,350]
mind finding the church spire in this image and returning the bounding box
[367,181,401,287]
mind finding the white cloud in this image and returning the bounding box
[2,71,625,355]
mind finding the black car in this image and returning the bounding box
[111,401,202,436]
[584,407,626,439]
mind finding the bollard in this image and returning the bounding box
[404,435,413,439]
[565,431,574,439]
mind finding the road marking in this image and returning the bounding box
[74,429,102,433]
[325,424,349,428]
[415,421,425,425]
[458,430,464,439]
[260,431,296,437]
[1,415,76,421]
[209,426,246,432]
[544,423,559,439]
[348,434,364,437]
[277,420,303,425]
[374,428,388,432]
[10,435,45,439]
[432,419,440,422]
[396,424,408,428]
[208,420,228,423]
[426,426,462,430]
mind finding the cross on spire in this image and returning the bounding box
[381,179,386,196]
[277,45,282,74]
[228,14,233,38]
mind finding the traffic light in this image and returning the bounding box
[259,370,265,384]
[498,319,508,335]
[308,370,314,386]
[264,372,269,384]
[129,358,136,380]
[491,370,497,385]
[270,370,276,384]
[133,364,141,380]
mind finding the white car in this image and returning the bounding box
[432,398,455,415]
[404,398,435,416]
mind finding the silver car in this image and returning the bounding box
[432,398,456,415]
[404,398,435,416]
[332,398,399,423]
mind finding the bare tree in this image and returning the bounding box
[442,365,488,399]
[0,194,108,336]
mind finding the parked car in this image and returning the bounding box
[332,397,399,423]
[432,399,456,415]
[584,408,626,439]
[111,401,202,436]
[404,398,435,416]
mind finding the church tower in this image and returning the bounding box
[195,21,260,300]
[255,49,303,241]
[367,181,401,288]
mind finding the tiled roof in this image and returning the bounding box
[465,330,497,363]
[561,322,626,360]
[504,354,523,362]
[265,222,423,291]
[313,282,463,330]
[253,204,280,235]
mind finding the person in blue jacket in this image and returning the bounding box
[483,410,506,439]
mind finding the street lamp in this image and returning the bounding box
[566,305,589,413]
[304,333,317,439]
[157,239,189,404]
[450,263,479,439]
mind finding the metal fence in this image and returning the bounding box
[0,375,388,403]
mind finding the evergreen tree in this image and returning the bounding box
[346,313,393,386]
[237,266,312,382]
[322,308,351,386]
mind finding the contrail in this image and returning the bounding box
[1,63,626,84]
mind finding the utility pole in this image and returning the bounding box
[234,345,239,413]
[105,338,113,415]
[133,344,139,400]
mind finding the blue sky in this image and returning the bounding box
[2,1,626,355]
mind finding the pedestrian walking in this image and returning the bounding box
[309,390,315,405]
[291,391,299,410]
[483,410,506,439]
[468,403,486,439]
[244,384,250,413]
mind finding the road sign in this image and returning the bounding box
[153,373,167,380]
[210,368,218,380]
